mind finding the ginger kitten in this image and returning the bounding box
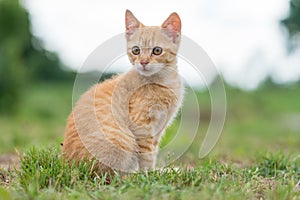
[62,10,184,176]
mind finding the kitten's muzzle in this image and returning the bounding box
[140,60,149,69]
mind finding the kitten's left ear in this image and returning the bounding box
[125,10,144,38]
[161,12,181,43]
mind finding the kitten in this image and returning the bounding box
[62,10,184,177]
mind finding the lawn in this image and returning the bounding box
[0,80,299,199]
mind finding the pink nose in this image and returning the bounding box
[140,60,149,67]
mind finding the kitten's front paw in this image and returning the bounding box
[149,104,168,136]
[127,155,139,173]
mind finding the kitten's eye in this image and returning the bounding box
[152,47,163,55]
[131,46,140,55]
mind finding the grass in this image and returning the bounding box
[0,81,300,199]
[0,147,299,199]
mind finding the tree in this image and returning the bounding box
[281,0,300,51]
[0,0,74,114]
[0,0,30,113]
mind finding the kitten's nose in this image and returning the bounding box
[140,60,149,68]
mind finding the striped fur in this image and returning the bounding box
[62,10,184,176]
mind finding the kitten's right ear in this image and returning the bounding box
[125,10,143,38]
[161,12,181,43]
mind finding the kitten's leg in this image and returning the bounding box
[67,100,140,174]
[136,136,158,170]
[136,104,168,170]
[63,128,139,175]
[80,129,140,174]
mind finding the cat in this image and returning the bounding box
[62,10,184,177]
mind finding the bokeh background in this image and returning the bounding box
[0,0,300,165]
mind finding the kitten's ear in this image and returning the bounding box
[125,10,144,38]
[161,12,181,43]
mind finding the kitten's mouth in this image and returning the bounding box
[134,63,164,76]
[135,66,153,76]
[135,64,150,71]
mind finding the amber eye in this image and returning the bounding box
[152,46,163,55]
[131,46,140,55]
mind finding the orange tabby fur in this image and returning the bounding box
[62,10,183,176]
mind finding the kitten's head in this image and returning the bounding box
[125,10,181,76]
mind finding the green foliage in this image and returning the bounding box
[0,0,74,114]
[26,40,75,82]
[281,0,300,50]
[0,0,30,114]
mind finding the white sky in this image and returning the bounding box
[22,0,300,89]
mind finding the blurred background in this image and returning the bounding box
[0,0,299,164]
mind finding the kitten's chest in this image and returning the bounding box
[128,83,179,128]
